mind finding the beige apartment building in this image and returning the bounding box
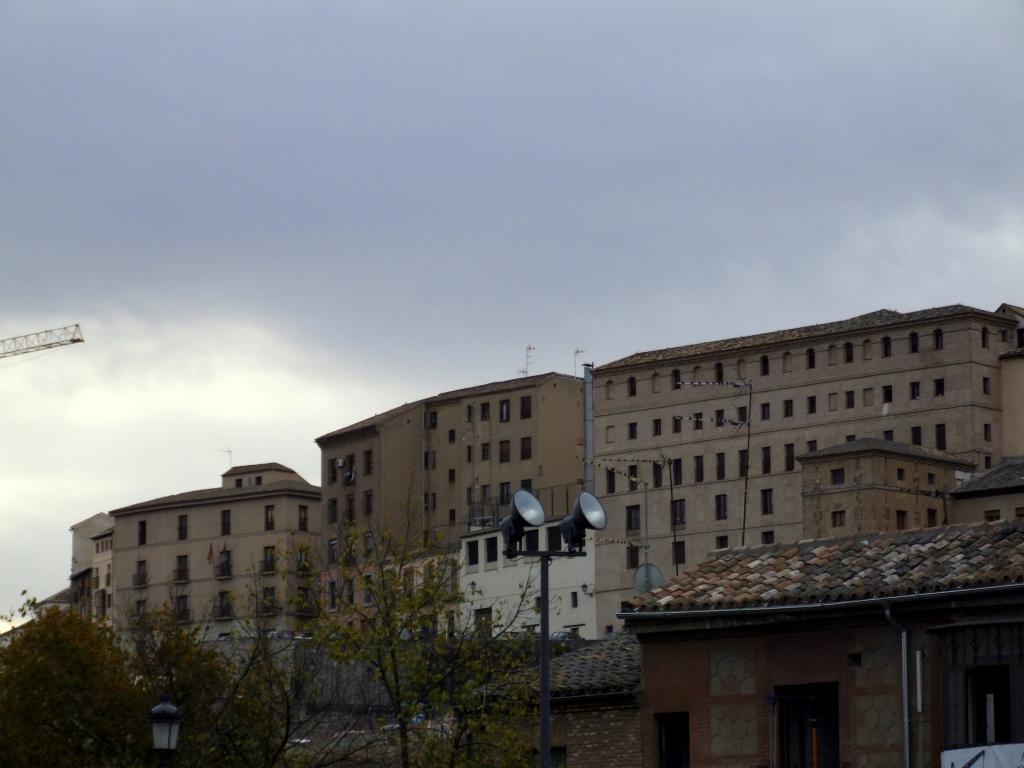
[68,512,114,622]
[595,302,1023,632]
[315,373,585,617]
[108,463,320,633]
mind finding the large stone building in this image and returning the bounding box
[68,512,114,623]
[594,303,1023,632]
[107,463,320,633]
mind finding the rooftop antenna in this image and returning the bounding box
[517,345,535,377]
[573,347,586,377]
[220,448,233,468]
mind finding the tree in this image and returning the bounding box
[0,604,149,768]
[315,523,536,768]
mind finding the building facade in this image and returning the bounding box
[108,463,321,634]
[594,303,1021,631]
[68,512,114,622]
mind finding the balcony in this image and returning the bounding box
[261,557,276,573]
[258,600,281,616]
[214,562,232,579]
[132,572,148,587]
[466,503,500,530]
[213,604,234,620]
[294,604,318,618]
[172,568,189,583]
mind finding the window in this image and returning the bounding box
[761,446,771,474]
[761,487,774,515]
[845,390,855,409]
[481,442,491,461]
[934,378,945,397]
[982,326,990,348]
[911,426,922,445]
[298,505,308,532]
[651,372,661,393]
[606,469,616,494]
[327,537,339,565]
[217,508,231,535]
[715,535,729,550]
[739,449,748,477]
[863,387,874,407]
[737,406,748,423]
[714,494,728,520]
[498,399,511,422]
[926,509,937,527]
[628,466,638,491]
[783,399,793,417]
[910,381,921,400]
[863,339,873,360]
[936,423,946,450]
[652,418,662,436]
[830,468,845,485]
[984,423,992,441]
[520,437,532,460]
[828,392,838,411]
[672,458,682,485]
[481,484,491,501]
[672,416,682,433]
[627,376,637,396]
[328,457,338,483]
[896,510,908,530]
[884,430,894,441]
[714,363,724,383]
[785,443,795,472]
[672,369,682,388]
[175,554,189,582]
[671,499,686,528]
[983,376,992,395]
[807,396,817,414]
[715,409,724,426]
[177,515,188,540]
[882,336,892,357]
[672,540,686,564]
[828,344,838,365]
[895,467,905,481]
[449,507,456,523]
[466,540,479,566]
[986,456,992,468]
[626,505,641,532]
[909,332,919,353]
[364,491,374,516]
[693,412,703,430]
[760,355,769,376]
[570,591,579,609]
[448,468,456,483]
[761,402,771,420]
[264,505,275,531]
[480,402,490,420]
[626,544,640,569]
[427,411,437,429]
[448,429,456,444]
[832,510,846,527]
[883,385,893,404]
[547,526,561,551]
[499,482,511,505]
[364,449,373,475]
[846,434,856,443]
[520,396,532,419]
[927,472,936,485]
[934,328,944,350]
[807,440,818,453]
[761,531,775,545]
[984,509,1000,522]
[485,536,498,563]
[627,422,637,440]
[694,456,704,482]
[653,462,663,488]
[844,342,854,362]
[806,348,816,369]
[263,546,276,571]
[716,452,725,480]
[466,404,474,422]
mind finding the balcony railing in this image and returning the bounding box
[213,604,234,620]
[466,503,500,530]
[261,558,276,573]
[132,572,148,587]
[172,568,189,583]
[214,562,232,578]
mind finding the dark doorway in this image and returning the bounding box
[657,712,690,768]
[966,665,1011,745]
[776,682,840,768]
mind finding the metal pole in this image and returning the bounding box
[740,381,753,547]
[539,554,551,768]
[583,364,594,495]
[642,482,649,571]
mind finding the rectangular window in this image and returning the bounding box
[984,509,1000,522]
[715,535,729,550]
[653,462,663,488]
[466,404,474,422]
[761,531,775,545]
[672,458,683,485]
[298,505,308,532]
[448,429,456,444]
[448,468,456,483]
[626,505,641,532]
[652,418,662,436]
[345,495,355,522]
[984,423,992,441]
[831,468,845,485]
[364,491,373,516]
[863,387,874,407]
[910,381,921,400]
[520,396,532,419]
[693,412,703,430]
[220,509,231,535]
[525,529,539,551]
[694,456,704,483]
[882,336,892,357]
[547,526,561,551]
[761,446,771,474]
[807,440,818,453]
[520,437,532,460]
[715,494,728,520]
[761,402,770,420]
[806,348,816,369]
[785,443,795,472]
[264,505,275,531]
[807,396,817,414]
[926,508,937,527]
[761,488,774,515]
[327,538,339,565]
[499,482,511,505]
[737,406,748,424]
[481,442,491,461]
[427,411,437,429]
[846,434,856,443]
[884,430,894,441]
[480,402,490,420]
[671,499,686,528]
[627,422,637,440]
[672,540,686,565]
[177,515,188,540]
[828,392,838,411]
[672,416,682,433]
[896,510,908,530]
[832,510,846,527]
[328,456,338,484]
[911,426,922,445]
[627,376,637,396]
[606,469,616,494]
[983,376,992,395]
[466,540,479,566]
[715,409,725,426]
[466,445,473,463]
[716,452,726,480]
[628,465,638,491]
[936,423,946,450]
[934,379,945,397]
[364,449,373,475]
[485,537,498,563]
[498,399,511,422]
[627,544,640,569]
[263,546,276,571]
[783,399,793,417]
[845,390,855,409]
[738,449,748,477]
[883,385,893,403]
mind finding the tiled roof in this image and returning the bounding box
[797,437,973,469]
[597,304,1008,372]
[89,526,114,540]
[1001,348,1024,360]
[222,462,296,477]
[549,633,641,699]
[627,521,1024,614]
[952,458,1024,498]
[108,479,320,516]
[316,402,419,444]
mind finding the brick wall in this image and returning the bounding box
[552,700,644,768]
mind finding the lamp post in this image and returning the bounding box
[148,695,181,768]
[500,489,607,768]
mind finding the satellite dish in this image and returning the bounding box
[633,563,664,594]
[510,489,545,528]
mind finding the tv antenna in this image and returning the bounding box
[517,345,535,376]
[220,448,233,468]
[573,347,586,376]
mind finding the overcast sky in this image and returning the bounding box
[1,1,1022,622]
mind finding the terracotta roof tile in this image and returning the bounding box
[952,458,1024,498]
[549,633,641,699]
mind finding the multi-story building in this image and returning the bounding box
[108,463,320,634]
[316,373,587,631]
[594,303,1022,632]
[68,512,113,621]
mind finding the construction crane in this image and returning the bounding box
[0,324,85,360]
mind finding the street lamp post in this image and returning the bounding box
[500,489,607,768]
[148,695,181,768]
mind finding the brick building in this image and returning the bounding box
[594,303,1023,631]
[624,520,1024,768]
